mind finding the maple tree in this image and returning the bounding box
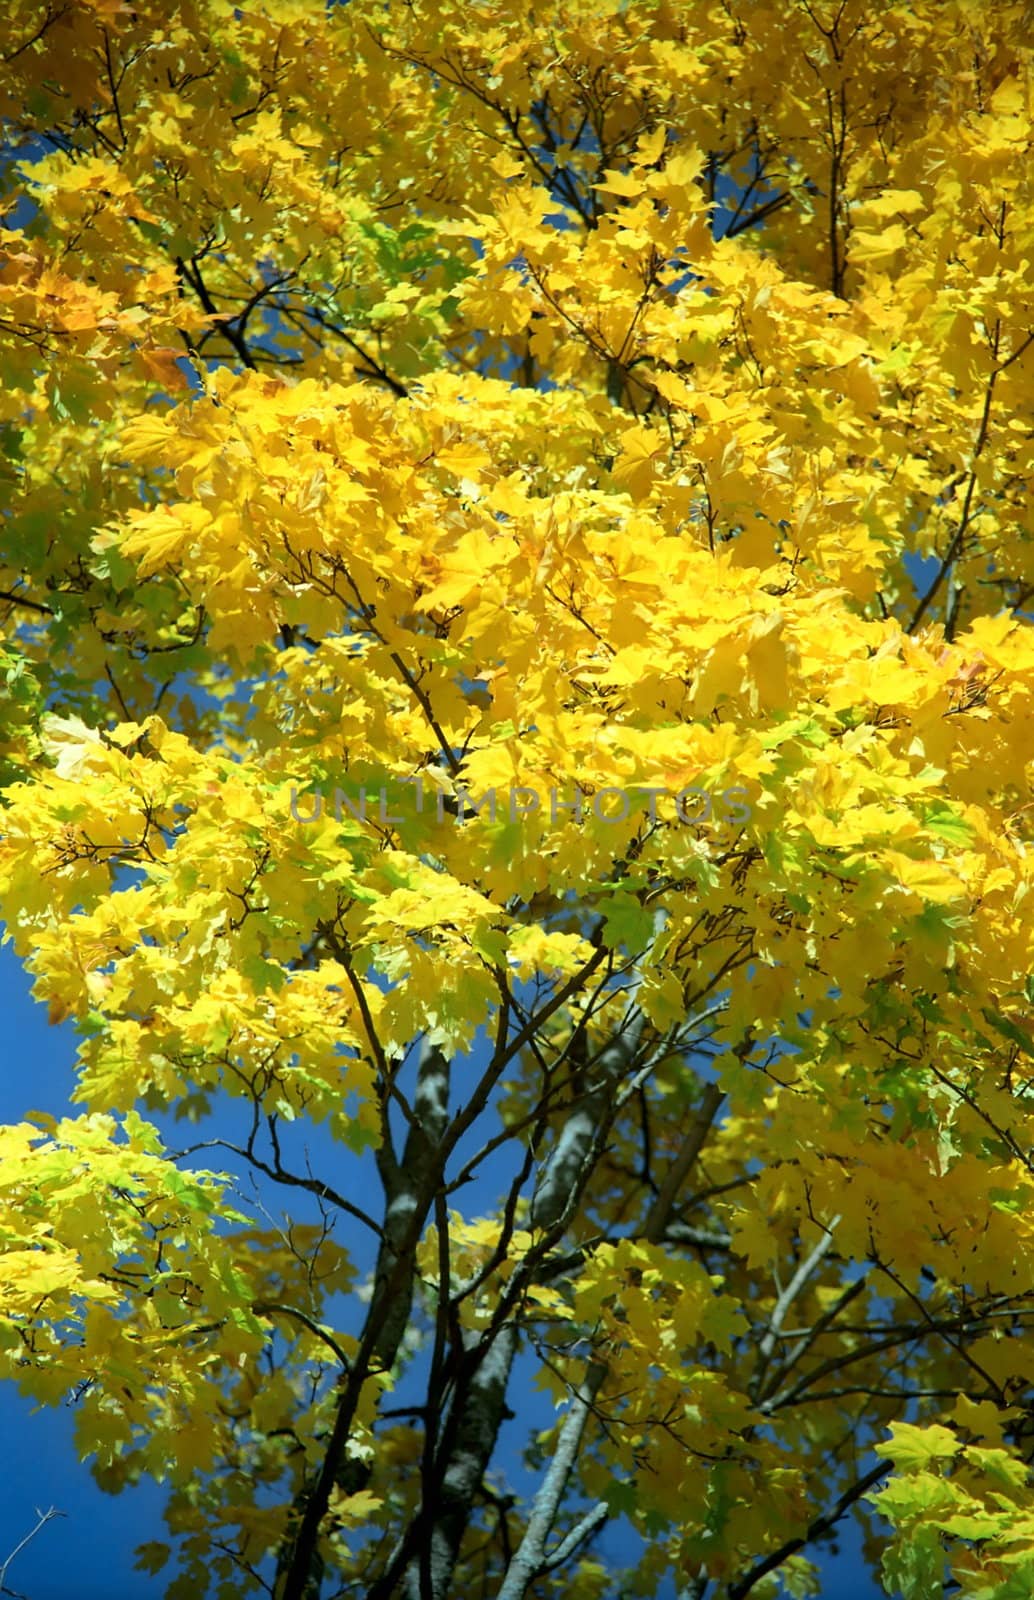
[1,1,1034,1597]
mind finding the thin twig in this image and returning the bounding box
[0,1507,66,1598]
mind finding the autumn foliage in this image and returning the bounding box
[2,2,1034,1597]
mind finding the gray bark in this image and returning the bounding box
[402,1324,518,1600]
[274,1042,450,1600]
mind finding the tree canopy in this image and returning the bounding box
[1,1,1034,1597]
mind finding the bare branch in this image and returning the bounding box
[725,1463,891,1599]
[0,1507,66,1600]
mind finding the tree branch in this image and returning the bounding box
[495,1360,607,1600]
[0,1507,65,1599]
[725,1462,891,1599]
[643,1080,725,1243]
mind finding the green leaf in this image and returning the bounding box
[980,1007,1034,1055]
[600,891,656,954]
[923,804,974,846]
[134,1538,172,1574]
[880,1525,945,1600]
[876,1420,961,1472]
